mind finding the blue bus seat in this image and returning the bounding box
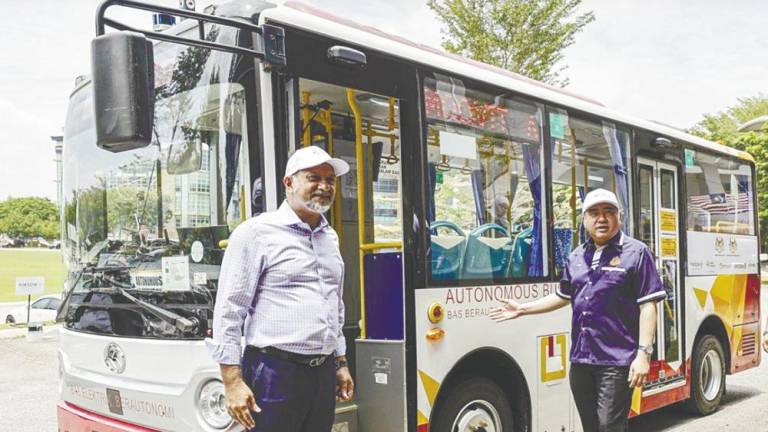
[430,221,466,280]
[462,224,513,279]
[509,227,533,278]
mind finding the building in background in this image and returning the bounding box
[52,135,63,209]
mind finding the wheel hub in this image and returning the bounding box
[453,400,501,432]
[700,349,723,401]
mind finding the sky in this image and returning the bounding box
[1,0,766,201]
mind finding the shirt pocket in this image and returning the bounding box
[600,267,628,288]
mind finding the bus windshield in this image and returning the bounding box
[61,24,251,339]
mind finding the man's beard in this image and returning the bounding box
[302,193,332,214]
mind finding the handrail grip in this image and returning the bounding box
[360,242,402,252]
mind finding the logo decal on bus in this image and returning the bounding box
[104,343,126,374]
[540,334,567,382]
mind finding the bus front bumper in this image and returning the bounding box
[57,401,158,432]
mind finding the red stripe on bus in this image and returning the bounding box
[57,401,158,432]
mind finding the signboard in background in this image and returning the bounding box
[16,277,45,296]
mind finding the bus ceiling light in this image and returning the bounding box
[426,327,445,342]
[327,45,367,70]
[428,302,445,324]
[197,379,232,429]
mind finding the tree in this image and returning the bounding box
[427,0,594,86]
[0,197,59,240]
[689,94,768,250]
[689,94,768,146]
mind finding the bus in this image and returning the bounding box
[58,1,761,431]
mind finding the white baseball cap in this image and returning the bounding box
[582,188,620,214]
[284,146,350,178]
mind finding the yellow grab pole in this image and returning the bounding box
[570,129,578,246]
[240,185,247,222]
[302,91,311,147]
[347,88,368,339]
[320,108,343,241]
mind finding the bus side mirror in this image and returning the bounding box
[91,31,155,152]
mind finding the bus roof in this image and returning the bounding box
[263,1,750,162]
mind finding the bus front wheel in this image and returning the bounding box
[685,334,725,415]
[432,377,515,432]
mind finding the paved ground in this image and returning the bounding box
[0,328,60,432]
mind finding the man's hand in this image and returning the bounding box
[336,365,354,402]
[628,352,650,388]
[489,298,525,322]
[222,377,260,430]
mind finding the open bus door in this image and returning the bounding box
[636,158,686,403]
[263,24,422,432]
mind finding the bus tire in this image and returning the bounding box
[432,376,515,432]
[685,334,726,415]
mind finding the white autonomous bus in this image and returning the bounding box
[59,1,761,431]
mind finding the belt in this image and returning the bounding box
[252,346,331,368]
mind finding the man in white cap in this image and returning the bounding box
[209,146,353,431]
[490,188,665,432]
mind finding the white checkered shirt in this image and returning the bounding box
[207,201,346,365]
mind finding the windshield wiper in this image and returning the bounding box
[58,265,201,334]
[117,287,198,333]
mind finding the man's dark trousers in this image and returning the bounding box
[570,363,633,432]
[241,347,336,432]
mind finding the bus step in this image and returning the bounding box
[333,401,358,432]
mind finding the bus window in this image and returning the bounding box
[548,109,631,276]
[684,150,755,235]
[423,74,547,283]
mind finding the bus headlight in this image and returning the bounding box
[197,380,231,429]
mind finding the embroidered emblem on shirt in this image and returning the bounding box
[609,256,621,266]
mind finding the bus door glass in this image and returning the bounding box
[638,158,684,382]
[266,26,418,431]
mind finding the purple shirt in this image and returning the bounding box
[556,232,666,366]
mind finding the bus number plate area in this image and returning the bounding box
[107,388,124,415]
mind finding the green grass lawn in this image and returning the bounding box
[0,249,67,302]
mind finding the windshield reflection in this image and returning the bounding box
[61,25,252,339]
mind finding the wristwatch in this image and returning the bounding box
[335,358,349,370]
[638,344,654,356]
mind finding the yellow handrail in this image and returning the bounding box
[570,127,578,246]
[360,242,402,252]
[317,106,343,244]
[347,88,368,339]
[240,185,246,223]
[302,91,311,147]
